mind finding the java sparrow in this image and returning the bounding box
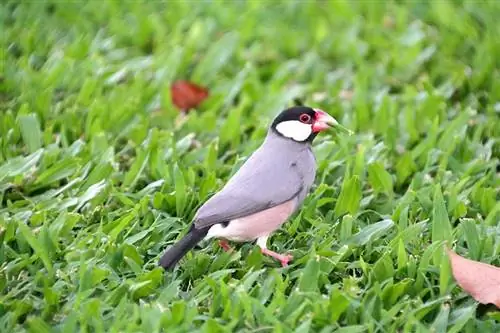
[159,106,341,270]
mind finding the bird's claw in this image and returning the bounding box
[280,254,294,267]
[218,240,232,252]
[261,248,293,267]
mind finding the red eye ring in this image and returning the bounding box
[299,113,311,123]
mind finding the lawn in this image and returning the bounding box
[1,0,500,332]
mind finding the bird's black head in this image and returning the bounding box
[271,106,338,143]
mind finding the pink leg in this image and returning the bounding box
[218,239,232,252]
[261,248,293,267]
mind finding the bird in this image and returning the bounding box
[159,106,341,270]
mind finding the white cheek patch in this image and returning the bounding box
[275,120,312,142]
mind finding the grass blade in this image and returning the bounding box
[335,175,362,217]
[17,222,53,276]
[431,185,453,245]
[18,113,42,153]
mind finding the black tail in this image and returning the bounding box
[158,225,208,270]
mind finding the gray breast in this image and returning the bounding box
[267,134,317,207]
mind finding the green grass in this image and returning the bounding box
[1,0,500,332]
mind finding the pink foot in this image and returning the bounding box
[261,248,293,267]
[218,240,232,252]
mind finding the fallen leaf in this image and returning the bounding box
[447,248,500,308]
[171,80,209,112]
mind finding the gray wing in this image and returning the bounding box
[193,147,304,229]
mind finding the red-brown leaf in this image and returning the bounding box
[447,249,500,307]
[171,80,209,111]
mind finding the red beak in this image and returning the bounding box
[312,109,338,133]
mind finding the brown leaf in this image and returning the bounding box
[447,248,500,307]
[171,80,209,112]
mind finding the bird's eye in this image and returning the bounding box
[299,114,311,123]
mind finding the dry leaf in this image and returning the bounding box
[171,80,209,112]
[447,248,500,307]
